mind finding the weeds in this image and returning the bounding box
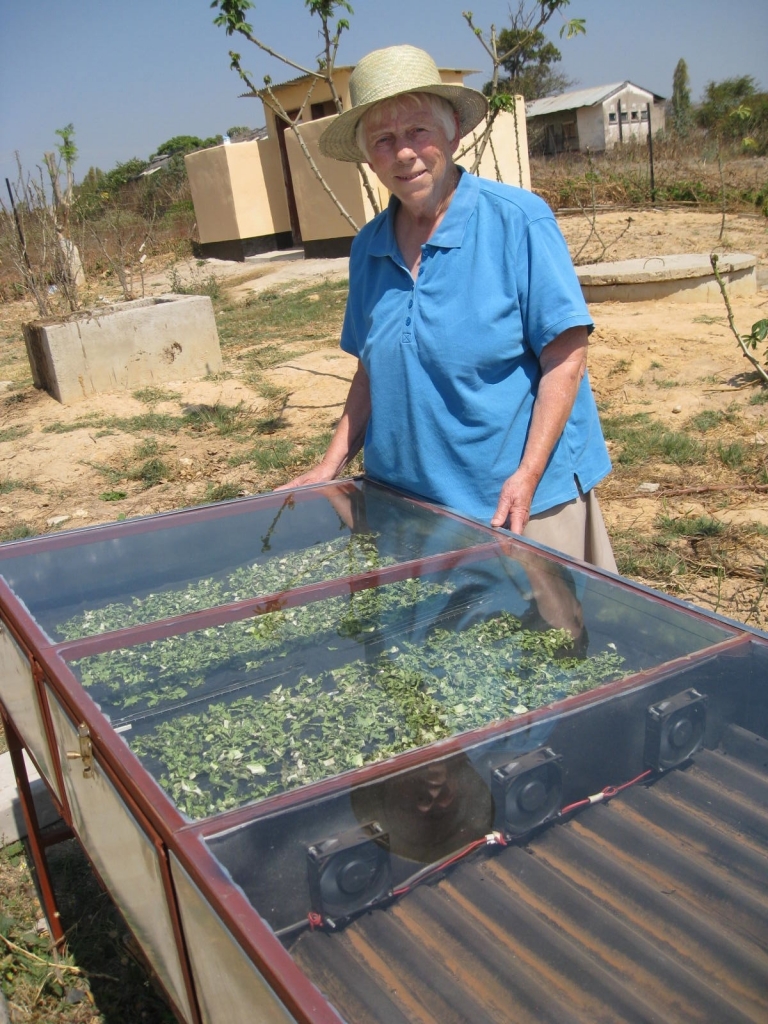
[602,413,707,466]
[182,402,249,437]
[0,837,176,1023]
[717,440,747,469]
[0,478,28,494]
[0,425,31,443]
[0,521,36,543]
[204,482,243,502]
[657,514,726,538]
[132,386,181,404]
[167,265,222,301]
[127,457,170,488]
[687,410,723,432]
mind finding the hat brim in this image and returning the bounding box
[319,84,489,163]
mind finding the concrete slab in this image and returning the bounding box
[0,750,61,847]
[23,293,224,404]
[577,252,757,303]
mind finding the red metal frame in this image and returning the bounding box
[0,479,761,1024]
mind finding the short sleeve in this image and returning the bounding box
[515,214,594,356]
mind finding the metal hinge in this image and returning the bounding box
[66,723,94,779]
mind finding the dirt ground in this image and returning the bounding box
[0,208,767,623]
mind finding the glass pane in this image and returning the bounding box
[0,626,61,802]
[204,639,767,951]
[66,548,732,821]
[0,481,489,643]
[169,854,296,1024]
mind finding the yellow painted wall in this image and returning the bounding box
[185,139,290,244]
[185,147,238,244]
[464,99,531,190]
[225,138,290,237]
[284,116,371,241]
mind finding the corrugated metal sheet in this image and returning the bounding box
[292,736,768,1023]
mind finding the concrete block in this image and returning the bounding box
[577,252,757,304]
[23,294,224,404]
[0,750,61,847]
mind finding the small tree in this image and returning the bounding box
[211,0,380,232]
[490,0,575,101]
[462,2,585,176]
[670,58,692,138]
[42,122,85,306]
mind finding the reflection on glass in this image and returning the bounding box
[351,755,493,863]
[0,481,489,642]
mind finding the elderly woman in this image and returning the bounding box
[283,45,616,570]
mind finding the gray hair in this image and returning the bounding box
[355,92,458,161]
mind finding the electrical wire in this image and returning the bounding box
[277,769,655,938]
[558,768,654,818]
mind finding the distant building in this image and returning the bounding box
[526,81,666,155]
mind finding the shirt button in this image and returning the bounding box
[408,299,413,308]
[418,266,424,275]
[405,317,411,326]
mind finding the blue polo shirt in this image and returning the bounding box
[340,168,611,522]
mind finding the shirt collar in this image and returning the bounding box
[367,165,479,259]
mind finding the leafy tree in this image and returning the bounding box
[670,58,692,137]
[698,76,757,139]
[211,0,380,230]
[489,2,575,100]
[226,125,252,138]
[151,135,222,158]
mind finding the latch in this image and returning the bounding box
[66,723,94,779]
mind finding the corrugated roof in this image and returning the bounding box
[526,81,663,118]
[292,735,768,1023]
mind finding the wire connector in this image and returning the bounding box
[484,830,508,846]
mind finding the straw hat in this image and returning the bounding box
[319,45,488,162]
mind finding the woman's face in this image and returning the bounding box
[362,97,460,216]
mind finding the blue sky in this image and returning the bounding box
[2,0,766,186]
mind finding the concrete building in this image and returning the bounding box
[186,67,531,260]
[526,82,666,155]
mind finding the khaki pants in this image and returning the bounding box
[523,489,617,572]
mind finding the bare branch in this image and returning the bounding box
[710,253,768,385]
[262,86,360,233]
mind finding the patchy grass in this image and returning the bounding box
[601,413,707,466]
[657,513,727,538]
[132,386,182,405]
[182,402,252,437]
[0,521,36,543]
[687,410,723,432]
[0,837,175,1023]
[0,478,30,494]
[0,425,31,443]
[204,482,243,503]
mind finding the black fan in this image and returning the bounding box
[307,821,391,920]
[491,747,563,838]
[645,688,707,771]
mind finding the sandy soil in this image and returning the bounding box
[1,208,767,621]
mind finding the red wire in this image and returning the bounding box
[559,768,653,817]
[391,834,505,898]
[305,771,652,930]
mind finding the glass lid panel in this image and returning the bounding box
[0,480,490,643]
[65,546,734,822]
[200,639,767,975]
